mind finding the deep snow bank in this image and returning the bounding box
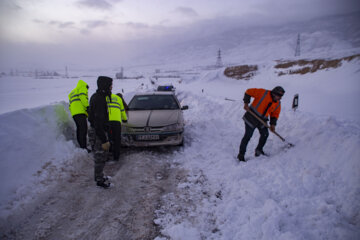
[0,102,86,217]
[155,91,360,240]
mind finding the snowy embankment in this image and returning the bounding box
[153,59,360,239]
[0,102,88,217]
[155,90,360,240]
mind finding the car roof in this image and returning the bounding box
[134,91,175,96]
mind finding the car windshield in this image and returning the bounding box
[128,95,180,110]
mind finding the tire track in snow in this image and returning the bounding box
[0,147,187,240]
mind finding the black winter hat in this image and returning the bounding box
[272,86,285,96]
[97,76,113,91]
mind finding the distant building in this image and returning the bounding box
[115,67,143,80]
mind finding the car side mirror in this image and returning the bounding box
[181,105,189,110]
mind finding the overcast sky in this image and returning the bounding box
[1,0,359,70]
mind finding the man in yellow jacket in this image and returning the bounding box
[107,93,128,161]
[238,86,285,162]
[68,80,89,151]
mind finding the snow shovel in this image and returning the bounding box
[246,109,295,148]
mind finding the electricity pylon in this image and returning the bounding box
[295,33,301,57]
[216,49,223,68]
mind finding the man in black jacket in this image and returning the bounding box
[88,76,113,188]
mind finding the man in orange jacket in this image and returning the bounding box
[238,86,285,162]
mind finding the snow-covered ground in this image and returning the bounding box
[0,13,360,239]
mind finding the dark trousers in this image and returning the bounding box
[239,122,269,155]
[73,114,88,149]
[109,121,121,161]
[88,127,110,181]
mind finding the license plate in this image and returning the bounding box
[136,135,160,141]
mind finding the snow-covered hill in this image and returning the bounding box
[131,12,360,70]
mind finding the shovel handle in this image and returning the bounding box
[246,109,286,142]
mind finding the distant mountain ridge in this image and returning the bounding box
[138,12,360,69]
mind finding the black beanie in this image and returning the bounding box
[272,86,285,96]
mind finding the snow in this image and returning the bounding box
[0,103,88,214]
[155,87,360,239]
[1,13,360,239]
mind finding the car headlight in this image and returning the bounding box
[163,123,182,131]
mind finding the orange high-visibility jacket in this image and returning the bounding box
[244,88,281,126]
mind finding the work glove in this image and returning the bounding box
[270,125,275,132]
[244,103,250,111]
[122,120,127,123]
[101,141,110,151]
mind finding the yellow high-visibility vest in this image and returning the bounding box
[68,80,89,117]
[106,94,127,122]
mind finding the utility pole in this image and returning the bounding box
[116,67,124,79]
[216,49,223,68]
[65,66,69,78]
[295,33,301,57]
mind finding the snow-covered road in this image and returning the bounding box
[0,57,359,239]
[0,145,188,239]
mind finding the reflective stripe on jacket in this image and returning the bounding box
[243,88,281,127]
[69,80,89,117]
[106,94,128,122]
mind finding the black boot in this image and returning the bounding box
[96,180,111,189]
[96,177,111,189]
[255,149,266,157]
[237,154,246,162]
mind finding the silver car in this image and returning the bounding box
[121,92,188,147]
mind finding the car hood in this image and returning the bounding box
[127,110,180,127]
